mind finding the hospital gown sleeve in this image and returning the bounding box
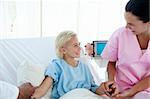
[84,63,99,93]
[44,61,61,83]
[90,80,99,93]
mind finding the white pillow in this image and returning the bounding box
[17,61,51,99]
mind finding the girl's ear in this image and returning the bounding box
[60,47,66,54]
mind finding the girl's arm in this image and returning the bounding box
[31,76,53,99]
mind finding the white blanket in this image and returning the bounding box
[60,88,109,99]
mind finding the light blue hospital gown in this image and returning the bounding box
[45,58,98,99]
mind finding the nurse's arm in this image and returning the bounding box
[116,75,150,98]
[107,61,116,81]
[132,75,150,93]
[31,76,53,99]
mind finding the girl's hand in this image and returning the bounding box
[31,87,42,99]
[31,96,40,99]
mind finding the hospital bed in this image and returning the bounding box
[0,37,107,99]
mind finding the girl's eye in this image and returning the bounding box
[74,45,78,47]
[74,44,79,47]
[73,43,80,47]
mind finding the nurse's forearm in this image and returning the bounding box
[132,75,150,93]
[107,61,116,81]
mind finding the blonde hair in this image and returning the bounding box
[55,31,76,58]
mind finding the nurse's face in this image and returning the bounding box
[124,12,150,35]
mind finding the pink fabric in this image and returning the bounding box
[133,91,150,99]
[101,27,150,96]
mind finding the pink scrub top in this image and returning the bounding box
[101,27,150,92]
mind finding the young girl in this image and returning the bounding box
[31,31,112,99]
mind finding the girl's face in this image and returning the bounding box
[62,36,81,59]
[124,12,150,35]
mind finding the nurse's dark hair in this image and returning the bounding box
[125,0,149,23]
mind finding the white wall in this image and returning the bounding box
[0,0,129,43]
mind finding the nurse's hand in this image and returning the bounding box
[105,81,120,97]
[99,81,116,96]
[85,43,93,56]
[104,82,120,98]
[96,81,114,96]
[111,85,120,97]
[115,88,135,98]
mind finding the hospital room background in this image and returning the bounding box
[0,0,129,98]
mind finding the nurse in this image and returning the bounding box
[86,0,150,98]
